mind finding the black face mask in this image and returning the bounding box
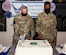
[21,13,27,16]
[44,9,50,14]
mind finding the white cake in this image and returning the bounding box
[20,40,50,48]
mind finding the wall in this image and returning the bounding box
[0,18,14,46]
[56,32,66,46]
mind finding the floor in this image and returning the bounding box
[8,44,59,55]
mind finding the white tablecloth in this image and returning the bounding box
[15,40,53,55]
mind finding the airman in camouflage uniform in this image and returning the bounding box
[36,2,57,42]
[13,6,35,45]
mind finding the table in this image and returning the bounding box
[15,40,53,55]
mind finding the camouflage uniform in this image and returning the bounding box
[13,14,35,45]
[36,12,57,42]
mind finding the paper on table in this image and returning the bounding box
[3,47,10,52]
[0,44,6,53]
[55,47,63,54]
